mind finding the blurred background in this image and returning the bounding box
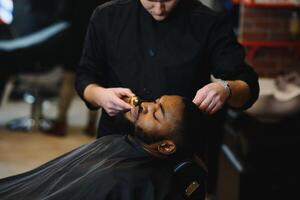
[1,0,300,200]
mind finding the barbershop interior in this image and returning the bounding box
[0,0,300,200]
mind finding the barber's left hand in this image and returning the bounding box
[193,82,229,114]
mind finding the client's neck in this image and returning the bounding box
[142,143,169,159]
[127,135,169,159]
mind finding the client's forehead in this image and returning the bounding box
[158,95,184,118]
[159,95,182,105]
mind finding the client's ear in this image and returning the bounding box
[157,140,176,155]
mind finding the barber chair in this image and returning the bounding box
[5,68,63,131]
[0,0,70,131]
[216,109,300,200]
[172,155,207,200]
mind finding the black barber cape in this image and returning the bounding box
[0,135,194,200]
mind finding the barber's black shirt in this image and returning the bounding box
[75,0,259,136]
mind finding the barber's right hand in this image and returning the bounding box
[84,85,135,116]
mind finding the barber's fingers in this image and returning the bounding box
[105,109,118,117]
[192,88,207,107]
[199,94,214,112]
[205,98,216,113]
[100,88,134,116]
[113,96,133,110]
[193,83,228,114]
[105,104,130,116]
[194,92,224,114]
[114,88,135,98]
[205,98,224,114]
[105,98,132,116]
[209,102,223,114]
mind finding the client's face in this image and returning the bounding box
[125,95,184,138]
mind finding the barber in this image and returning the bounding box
[75,0,259,137]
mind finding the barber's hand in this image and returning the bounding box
[87,86,135,116]
[193,82,229,114]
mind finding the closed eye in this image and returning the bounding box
[155,99,165,117]
[153,111,159,121]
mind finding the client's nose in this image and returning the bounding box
[140,103,148,113]
[140,102,156,113]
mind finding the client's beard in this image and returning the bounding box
[134,126,166,145]
[115,113,135,135]
[117,114,165,144]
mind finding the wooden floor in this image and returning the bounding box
[0,127,93,179]
[0,93,98,179]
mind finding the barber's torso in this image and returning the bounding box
[84,0,229,136]
[101,0,213,100]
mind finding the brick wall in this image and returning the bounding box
[238,5,300,77]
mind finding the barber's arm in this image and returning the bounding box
[75,8,134,116]
[193,14,259,114]
[226,80,251,108]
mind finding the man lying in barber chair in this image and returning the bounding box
[0,95,208,200]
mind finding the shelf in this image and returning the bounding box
[239,40,300,60]
[240,40,300,47]
[235,0,300,8]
